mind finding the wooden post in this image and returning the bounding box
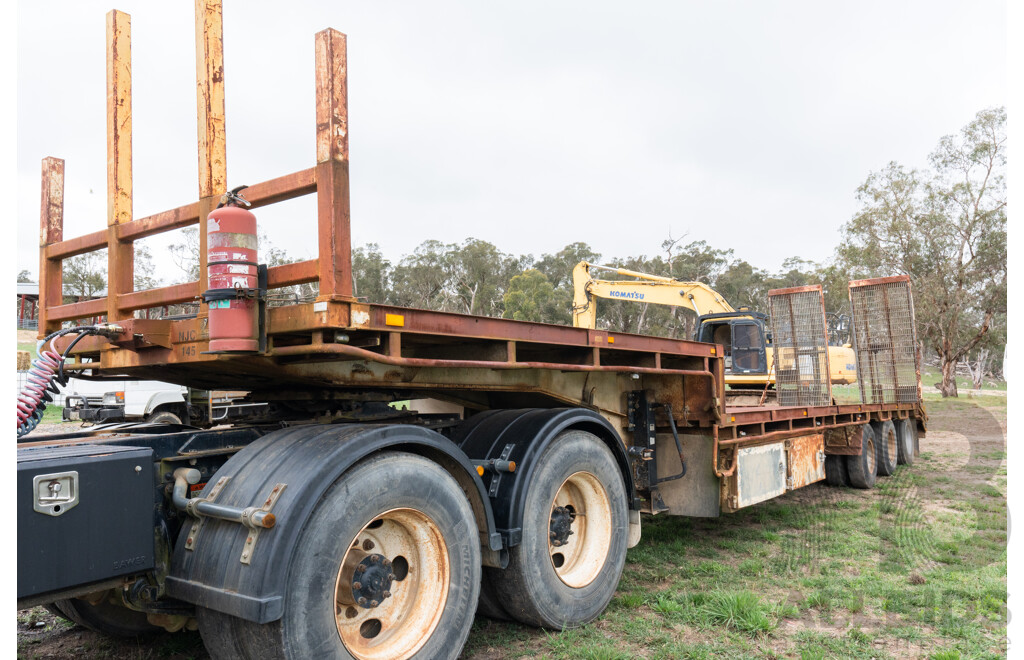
[315,29,353,299]
[195,0,227,314]
[106,9,134,322]
[38,157,65,336]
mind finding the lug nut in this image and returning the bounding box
[383,591,391,598]
[355,565,365,573]
[370,600,379,607]
[357,597,367,606]
[388,573,395,580]
[383,559,392,567]
[370,555,379,564]
[353,582,362,590]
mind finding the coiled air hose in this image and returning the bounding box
[17,324,121,438]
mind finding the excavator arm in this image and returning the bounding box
[571,261,735,329]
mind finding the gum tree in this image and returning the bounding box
[840,107,1006,397]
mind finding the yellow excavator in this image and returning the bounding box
[571,261,857,393]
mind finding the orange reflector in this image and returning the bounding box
[385,313,405,327]
[710,347,716,355]
[476,465,485,476]
[730,416,735,422]
[803,410,808,416]
[508,461,517,472]
[607,336,615,344]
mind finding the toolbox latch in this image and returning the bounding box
[32,471,79,517]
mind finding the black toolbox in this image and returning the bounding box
[18,443,156,602]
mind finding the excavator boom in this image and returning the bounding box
[571,261,734,329]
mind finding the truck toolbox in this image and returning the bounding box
[17,444,156,601]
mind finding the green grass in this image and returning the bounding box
[465,396,1006,659]
[41,405,66,424]
[18,342,39,360]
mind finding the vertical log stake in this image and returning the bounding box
[39,157,65,336]
[315,29,353,299]
[195,0,227,315]
[106,9,134,322]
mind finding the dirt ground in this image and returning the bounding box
[16,397,1006,659]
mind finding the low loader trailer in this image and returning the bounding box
[17,5,926,659]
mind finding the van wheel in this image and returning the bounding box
[486,431,627,629]
[197,451,480,660]
[146,411,182,424]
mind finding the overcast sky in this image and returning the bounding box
[15,0,1007,283]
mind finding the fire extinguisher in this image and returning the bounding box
[201,185,264,353]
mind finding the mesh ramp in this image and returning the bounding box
[849,275,921,404]
[767,285,832,407]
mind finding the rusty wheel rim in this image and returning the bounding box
[866,436,876,475]
[548,471,612,588]
[334,508,449,660]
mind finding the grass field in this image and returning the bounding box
[17,395,1006,659]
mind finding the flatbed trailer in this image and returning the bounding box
[17,5,925,659]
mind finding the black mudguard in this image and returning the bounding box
[165,423,499,623]
[454,408,635,547]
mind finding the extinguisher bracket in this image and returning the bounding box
[200,264,269,355]
[201,287,266,303]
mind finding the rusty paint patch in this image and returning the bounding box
[786,433,825,490]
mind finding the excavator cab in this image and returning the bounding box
[695,312,770,375]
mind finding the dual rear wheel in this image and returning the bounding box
[825,418,920,490]
[198,430,628,659]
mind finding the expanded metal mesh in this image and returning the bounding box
[849,276,920,404]
[768,286,832,407]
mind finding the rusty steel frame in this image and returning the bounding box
[37,5,342,334]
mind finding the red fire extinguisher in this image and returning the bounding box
[202,186,260,353]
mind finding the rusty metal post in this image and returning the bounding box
[39,157,65,337]
[106,9,134,323]
[315,29,354,300]
[195,0,227,317]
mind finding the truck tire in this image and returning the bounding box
[873,420,898,476]
[197,451,480,660]
[146,411,182,424]
[42,603,71,622]
[476,573,510,621]
[894,419,916,466]
[486,430,627,629]
[824,454,849,487]
[844,424,877,490]
[54,597,160,637]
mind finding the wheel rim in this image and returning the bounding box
[900,425,913,455]
[886,427,897,462]
[333,508,449,660]
[865,436,876,474]
[548,471,612,588]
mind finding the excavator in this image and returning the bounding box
[571,262,857,397]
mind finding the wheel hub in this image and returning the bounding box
[549,505,575,547]
[351,554,394,608]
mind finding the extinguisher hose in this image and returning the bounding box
[17,324,122,439]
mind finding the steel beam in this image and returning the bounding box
[315,29,353,300]
[106,9,134,323]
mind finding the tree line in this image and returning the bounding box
[49,108,1005,397]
